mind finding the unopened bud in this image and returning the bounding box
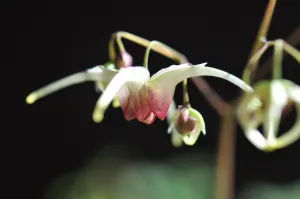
[114,51,133,69]
[175,106,197,136]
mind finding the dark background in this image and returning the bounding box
[16,1,300,198]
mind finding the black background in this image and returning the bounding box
[15,1,300,198]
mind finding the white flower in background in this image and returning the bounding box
[237,79,300,151]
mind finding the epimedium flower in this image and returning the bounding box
[167,101,206,147]
[237,79,300,151]
[91,62,253,124]
[238,39,300,151]
[26,62,253,125]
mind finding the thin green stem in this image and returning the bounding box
[109,31,185,63]
[142,40,191,107]
[254,26,300,81]
[183,79,191,108]
[249,0,277,59]
[272,39,283,79]
[245,0,277,84]
[108,33,126,62]
[243,42,270,84]
[283,42,300,64]
[143,40,160,68]
[116,35,126,53]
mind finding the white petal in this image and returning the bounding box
[166,100,183,147]
[244,129,268,150]
[263,81,288,140]
[270,80,289,106]
[26,65,116,104]
[285,81,300,103]
[92,67,150,123]
[166,100,177,123]
[148,63,253,93]
[237,92,264,131]
[171,130,184,147]
[275,98,300,149]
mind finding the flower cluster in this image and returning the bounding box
[26,32,300,150]
[26,32,253,147]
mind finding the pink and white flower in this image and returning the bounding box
[26,63,253,125]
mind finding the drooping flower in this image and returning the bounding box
[167,101,206,147]
[237,79,300,151]
[92,63,253,124]
[26,62,253,125]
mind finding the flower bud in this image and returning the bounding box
[114,51,133,69]
[174,106,197,136]
[168,104,206,146]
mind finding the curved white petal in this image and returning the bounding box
[147,63,253,120]
[93,67,150,123]
[148,63,253,93]
[237,92,264,131]
[244,129,268,150]
[263,81,288,141]
[26,65,116,104]
[285,81,300,103]
[275,97,300,149]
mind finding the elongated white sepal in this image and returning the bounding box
[26,65,116,104]
[275,103,300,149]
[149,63,253,93]
[264,81,288,141]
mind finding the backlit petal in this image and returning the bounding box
[237,92,264,131]
[149,63,253,92]
[284,80,300,103]
[147,63,253,120]
[117,82,153,122]
[93,67,150,123]
[244,129,268,150]
[263,81,288,141]
[26,65,117,104]
[275,102,300,149]
[117,85,135,120]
